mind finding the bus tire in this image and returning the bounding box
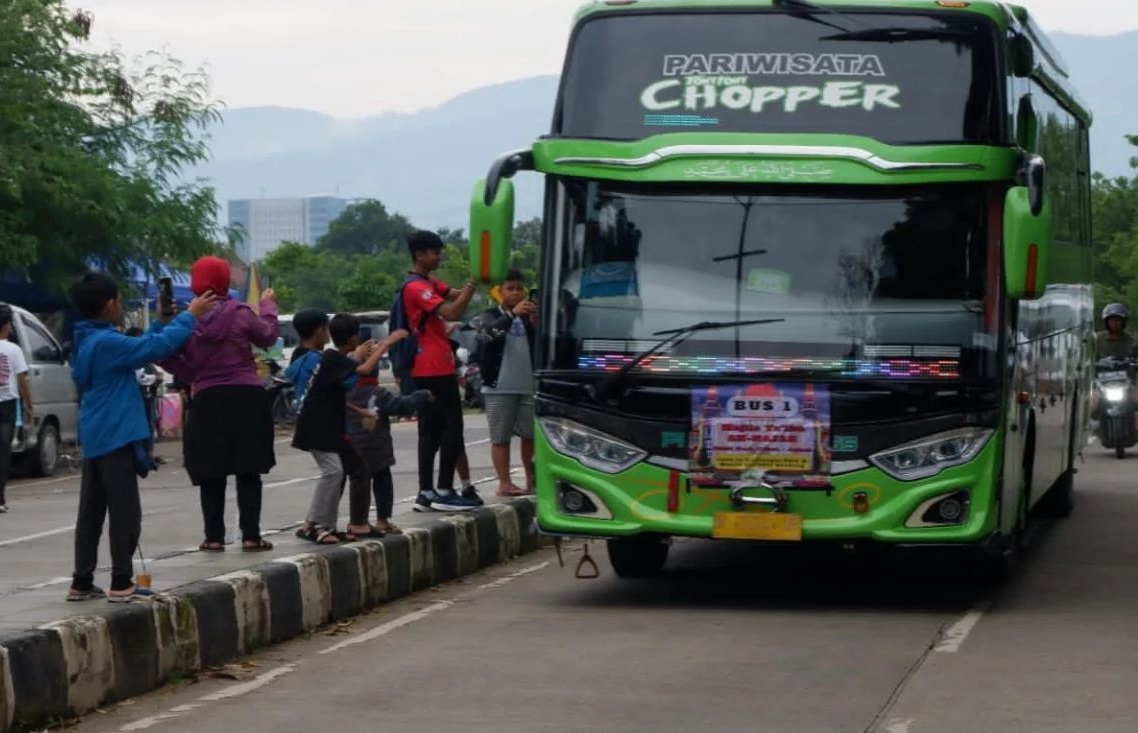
[607,536,669,578]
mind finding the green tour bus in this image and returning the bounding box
[469,0,1093,578]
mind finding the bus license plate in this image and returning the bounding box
[712,512,803,541]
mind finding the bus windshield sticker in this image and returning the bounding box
[689,383,832,482]
[641,51,901,122]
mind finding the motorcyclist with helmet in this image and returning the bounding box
[1091,303,1138,424]
[1096,303,1136,359]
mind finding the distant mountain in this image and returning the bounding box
[193,76,560,230]
[194,32,1137,230]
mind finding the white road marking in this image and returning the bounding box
[935,605,989,653]
[110,560,550,730]
[264,476,318,489]
[0,508,174,548]
[476,561,550,591]
[197,664,297,701]
[320,560,549,654]
[0,525,75,548]
[115,666,297,731]
[9,474,74,489]
[319,601,454,655]
[21,575,73,590]
[881,718,915,733]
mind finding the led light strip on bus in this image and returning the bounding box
[576,354,961,378]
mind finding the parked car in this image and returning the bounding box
[2,303,78,476]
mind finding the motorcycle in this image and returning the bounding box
[264,359,298,426]
[455,346,484,410]
[1093,356,1137,458]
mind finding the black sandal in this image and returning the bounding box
[242,539,274,552]
[299,526,340,545]
[199,541,225,552]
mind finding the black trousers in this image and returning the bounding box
[334,443,371,526]
[73,446,141,591]
[414,375,464,493]
[371,467,394,520]
[0,400,15,504]
[199,474,263,543]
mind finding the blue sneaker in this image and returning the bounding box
[430,489,480,512]
[461,485,484,506]
[413,490,440,513]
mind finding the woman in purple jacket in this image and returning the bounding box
[155,256,279,551]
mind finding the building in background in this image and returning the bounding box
[228,195,350,261]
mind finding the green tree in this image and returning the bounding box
[0,1,223,288]
[317,200,412,256]
[337,258,398,312]
[1091,135,1138,318]
[513,217,542,248]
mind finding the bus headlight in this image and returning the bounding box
[1104,385,1127,403]
[539,417,647,474]
[869,428,993,482]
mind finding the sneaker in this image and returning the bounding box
[0,504,8,514]
[461,485,484,506]
[430,489,481,512]
[412,490,440,513]
[67,585,107,602]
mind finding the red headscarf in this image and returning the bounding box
[190,256,230,297]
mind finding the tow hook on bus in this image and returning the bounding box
[575,543,600,579]
[553,536,601,579]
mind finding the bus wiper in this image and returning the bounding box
[821,26,973,42]
[772,0,864,34]
[587,318,785,400]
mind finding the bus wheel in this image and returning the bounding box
[607,536,669,578]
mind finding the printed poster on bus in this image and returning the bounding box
[689,383,832,484]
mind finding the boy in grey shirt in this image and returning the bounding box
[475,270,536,496]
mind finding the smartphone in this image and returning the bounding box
[158,277,174,317]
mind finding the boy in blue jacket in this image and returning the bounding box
[67,273,216,603]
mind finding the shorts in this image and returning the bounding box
[483,393,535,444]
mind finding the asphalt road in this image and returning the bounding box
[58,441,1138,733]
[0,417,521,629]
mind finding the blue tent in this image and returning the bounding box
[123,263,239,309]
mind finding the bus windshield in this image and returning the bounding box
[547,181,999,379]
[557,10,1000,144]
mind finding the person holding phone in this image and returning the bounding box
[473,269,536,496]
[150,256,280,552]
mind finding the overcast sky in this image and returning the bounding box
[80,0,1138,118]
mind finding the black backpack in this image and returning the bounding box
[388,273,429,373]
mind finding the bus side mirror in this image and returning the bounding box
[1004,158,1052,300]
[470,177,515,284]
[1010,34,1034,78]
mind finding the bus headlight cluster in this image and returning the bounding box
[869,428,993,481]
[539,417,647,474]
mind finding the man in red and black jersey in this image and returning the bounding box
[403,230,480,512]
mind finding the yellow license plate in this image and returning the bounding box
[712,512,803,541]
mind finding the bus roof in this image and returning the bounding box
[571,0,1089,123]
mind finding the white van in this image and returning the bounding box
[278,311,392,378]
[2,303,78,476]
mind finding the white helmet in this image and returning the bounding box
[1102,303,1128,323]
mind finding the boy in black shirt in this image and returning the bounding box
[293,314,406,544]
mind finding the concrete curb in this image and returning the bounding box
[0,499,541,733]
